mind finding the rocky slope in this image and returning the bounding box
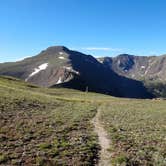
[0,46,152,98]
[99,54,166,82]
[98,54,166,97]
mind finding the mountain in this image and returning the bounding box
[99,54,166,97]
[99,54,166,81]
[0,46,153,98]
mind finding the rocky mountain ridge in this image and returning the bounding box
[99,54,166,82]
[0,46,159,98]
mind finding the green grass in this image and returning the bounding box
[0,75,166,165]
[0,76,99,165]
[99,99,166,165]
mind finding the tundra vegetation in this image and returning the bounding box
[99,99,166,165]
[0,76,166,165]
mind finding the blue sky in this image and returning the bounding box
[0,0,166,62]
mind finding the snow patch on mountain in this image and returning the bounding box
[56,77,62,84]
[63,66,72,70]
[59,52,64,55]
[63,66,80,75]
[59,56,65,60]
[25,63,48,81]
[97,59,103,63]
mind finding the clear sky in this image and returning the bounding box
[1,0,166,62]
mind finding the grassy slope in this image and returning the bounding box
[0,76,102,165]
[0,76,166,165]
[99,99,166,165]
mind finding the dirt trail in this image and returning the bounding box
[92,108,112,166]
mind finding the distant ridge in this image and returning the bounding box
[98,53,166,82]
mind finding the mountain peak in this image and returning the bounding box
[117,54,134,57]
[0,46,155,98]
[46,46,69,52]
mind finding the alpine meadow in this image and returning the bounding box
[1,0,166,166]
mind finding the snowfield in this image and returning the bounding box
[56,77,62,84]
[25,63,48,81]
[58,56,65,60]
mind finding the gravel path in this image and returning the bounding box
[92,108,112,166]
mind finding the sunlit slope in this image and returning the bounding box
[99,99,166,165]
[0,76,100,165]
[0,76,165,166]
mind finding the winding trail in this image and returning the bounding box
[92,108,112,166]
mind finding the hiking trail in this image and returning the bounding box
[92,108,112,166]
